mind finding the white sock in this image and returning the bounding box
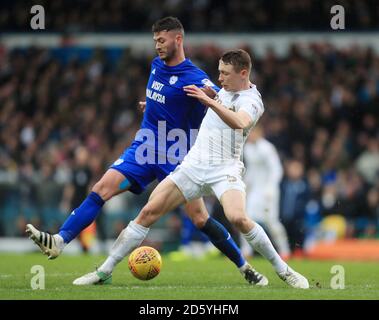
[53,234,66,251]
[99,220,149,275]
[243,223,287,274]
[238,262,250,273]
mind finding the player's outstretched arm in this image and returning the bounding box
[184,85,252,130]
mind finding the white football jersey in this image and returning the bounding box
[244,138,283,191]
[185,84,264,165]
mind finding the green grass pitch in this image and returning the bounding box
[0,253,378,300]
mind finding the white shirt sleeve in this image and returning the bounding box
[236,96,264,125]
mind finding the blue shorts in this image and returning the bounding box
[109,142,179,194]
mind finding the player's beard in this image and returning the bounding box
[159,45,177,63]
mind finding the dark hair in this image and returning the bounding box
[152,16,184,35]
[221,49,252,73]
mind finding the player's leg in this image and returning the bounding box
[135,177,187,226]
[245,190,290,259]
[185,198,247,269]
[169,209,208,260]
[184,198,267,286]
[59,168,128,240]
[26,145,154,259]
[211,200,241,247]
[169,160,268,286]
[26,168,130,259]
[243,191,266,257]
[168,164,250,270]
[73,177,186,285]
[220,189,309,289]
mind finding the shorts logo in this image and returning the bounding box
[113,159,124,166]
[227,175,237,183]
[169,76,178,85]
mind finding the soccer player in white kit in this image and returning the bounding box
[84,49,309,288]
[243,125,291,259]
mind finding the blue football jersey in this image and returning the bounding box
[137,57,218,159]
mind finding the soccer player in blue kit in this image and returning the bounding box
[26,17,267,286]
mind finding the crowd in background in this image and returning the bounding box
[1,0,379,32]
[0,42,378,250]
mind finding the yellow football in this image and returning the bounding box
[128,246,162,280]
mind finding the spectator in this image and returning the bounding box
[355,137,379,186]
[60,146,95,252]
[280,159,310,253]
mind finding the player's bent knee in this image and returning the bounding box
[191,214,209,229]
[92,181,116,201]
[230,215,249,230]
[137,204,161,226]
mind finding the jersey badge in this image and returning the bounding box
[169,75,178,85]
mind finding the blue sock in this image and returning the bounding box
[200,216,246,268]
[180,212,210,245]
[58,192,105,243]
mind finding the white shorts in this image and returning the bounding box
[169,160,246,201]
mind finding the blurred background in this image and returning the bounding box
[0,0,378,260]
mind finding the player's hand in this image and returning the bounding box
[183,85,213,106]
[138,101,146,113]
[201,85,217,99]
